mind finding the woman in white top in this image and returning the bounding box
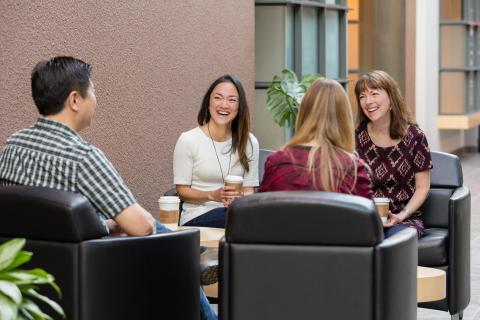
[173,74,259,227]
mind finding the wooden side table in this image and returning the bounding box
[417,266,446,303]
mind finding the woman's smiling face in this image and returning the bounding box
[358,86,392,123]
[208,81,239,128]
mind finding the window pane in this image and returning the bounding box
[440,0,463,20]
[467,25,475,67]
[325,10,340,78]
[348,22,359,69]
[440,25,466,68]
[476,72,480,112]
[467,72,475,113]
[285,6,294,70]
[440,72,466,114]
[301,7,318,75]
[255,6,286,82]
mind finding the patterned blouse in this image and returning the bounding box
[258,146,374,199]
[355,122,433,237]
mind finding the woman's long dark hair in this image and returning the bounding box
[197,74,252,172]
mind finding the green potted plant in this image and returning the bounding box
[266,68,322,139]
[0,238,65,320]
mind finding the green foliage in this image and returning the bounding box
[0,238,65,320]
[266,68,322,128]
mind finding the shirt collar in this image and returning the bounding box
[35,117,82,139]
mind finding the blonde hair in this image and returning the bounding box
[286,78,358,192]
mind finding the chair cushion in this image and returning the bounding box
[418,228,448,266]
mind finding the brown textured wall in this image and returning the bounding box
[0,0,254,216]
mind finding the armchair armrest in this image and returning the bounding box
[375,228,418,320]
[79,229,200,320]
[448,186,471,314]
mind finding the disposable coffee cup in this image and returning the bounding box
[373,197,390,223]
[158,196,180,224]
[224,175,243,193]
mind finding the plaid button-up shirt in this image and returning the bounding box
[0,117,135,220]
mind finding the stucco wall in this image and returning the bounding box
[0,0,254,216]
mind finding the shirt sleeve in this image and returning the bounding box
[173,132,194,185]
[76,147,136,219]
[243,134,260,187]
[413,128,433,173]
[353,158,374,199]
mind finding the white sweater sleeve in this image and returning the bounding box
[173,132,194,185]
[243,133,260,187]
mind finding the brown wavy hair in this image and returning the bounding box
[197,74,252,172]
[354,70,414,139]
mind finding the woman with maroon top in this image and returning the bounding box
[354,70,433,238]
[259,78,373,199]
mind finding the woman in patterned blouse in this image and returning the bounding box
[259,78,373,199]
[354,70,433,238]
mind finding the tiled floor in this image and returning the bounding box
[418,152,480,320]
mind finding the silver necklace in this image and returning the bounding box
[207,124,232,183]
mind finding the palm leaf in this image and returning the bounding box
[0,292,19,320]
[24,289,64,318]
[20,298,54,320]
[5,252,32,272]
[266,68,322,128]
[0,239,26,272]
[0,280,22,305]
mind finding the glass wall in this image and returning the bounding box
[254,0,348,149]
[439,0,480,115]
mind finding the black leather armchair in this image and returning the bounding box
[418,151,471,320]
[219,191,418,320]
[0,186,200,320]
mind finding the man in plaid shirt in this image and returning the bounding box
[0,56,218,320]
[0,56,156,236]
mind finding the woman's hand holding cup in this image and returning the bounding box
[222,175,244,207]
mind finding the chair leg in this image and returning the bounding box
[451,313,462,320]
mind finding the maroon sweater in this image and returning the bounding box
[258,146,374,199]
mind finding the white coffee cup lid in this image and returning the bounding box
[373,197,390,203]
[158,196,180,204]
[225,175,243,183]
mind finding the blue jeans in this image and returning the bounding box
[156,221,217,320]
[184,207,227,228]
[384,224,409,238]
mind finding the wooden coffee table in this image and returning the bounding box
[163,224,225,247]
[163,224,224,297]
[417,266,446,302]
[201,266,447,301]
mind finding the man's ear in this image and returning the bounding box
[66,91,80,112]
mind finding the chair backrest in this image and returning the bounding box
[0,185,108,242]
[221,191,408,320]
[258,148,274,184]
[421,151,463,228]
[226,191,383,245]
